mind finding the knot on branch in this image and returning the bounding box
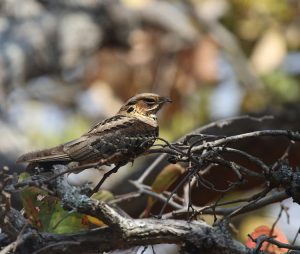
[270,161,300,204]
[61,185,93,211]
[287,130,300,141]
[213,219,233,244]
[183,228,215,254]
[183,220,241,254]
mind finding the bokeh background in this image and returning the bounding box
[1,0,300,249]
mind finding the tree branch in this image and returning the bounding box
[14,189,253,254]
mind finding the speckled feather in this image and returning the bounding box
[17,115,158,165]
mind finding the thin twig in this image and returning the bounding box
[138,115,273,183]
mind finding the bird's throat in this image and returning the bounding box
[134,113,158,127]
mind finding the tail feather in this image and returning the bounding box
[16,146,71,163]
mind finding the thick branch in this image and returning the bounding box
[13,193,253,254]
[11,168,249,254]
[14,215,252,254]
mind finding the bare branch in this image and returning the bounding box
[138,115,273,183]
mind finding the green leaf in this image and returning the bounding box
[18,172,31,182]
[48,206,88,234]
[91,190,114,202]
[20,186,88,233]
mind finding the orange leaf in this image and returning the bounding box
[83,215,106,227]
[246,225,289,254]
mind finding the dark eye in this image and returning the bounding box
[143,98,156,104]
[127,106,134,113]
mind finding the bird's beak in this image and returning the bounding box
[159,97,172,104]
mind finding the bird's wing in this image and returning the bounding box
[16,145,71,163]
[62,115,137,162]
[17,115,157,165]
[63,115,157,164]
[86,115,133,135]
[16,115,132,164]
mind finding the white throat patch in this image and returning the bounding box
[135,114,158,127]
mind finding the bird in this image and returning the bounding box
[17,93,171,191]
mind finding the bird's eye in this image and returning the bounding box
[143,98,156,104]
[127,106,134,113]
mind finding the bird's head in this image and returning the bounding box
[118,93,172,118]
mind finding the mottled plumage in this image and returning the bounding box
[17,93,171,171]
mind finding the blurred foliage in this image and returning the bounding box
[27,114,91,148]
[264,71,300,102]
[226,0,296,44]
[4,0,300,146]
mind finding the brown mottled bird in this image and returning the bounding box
[17,93,171,191]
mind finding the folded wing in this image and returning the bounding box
[16,115,157,165]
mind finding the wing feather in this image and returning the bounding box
[17,114,158,165]
[16,146,71,163]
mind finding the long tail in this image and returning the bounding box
[16,145,71,163]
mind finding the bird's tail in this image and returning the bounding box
[16,145,71,163]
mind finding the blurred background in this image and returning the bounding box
[1,0,300,249]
